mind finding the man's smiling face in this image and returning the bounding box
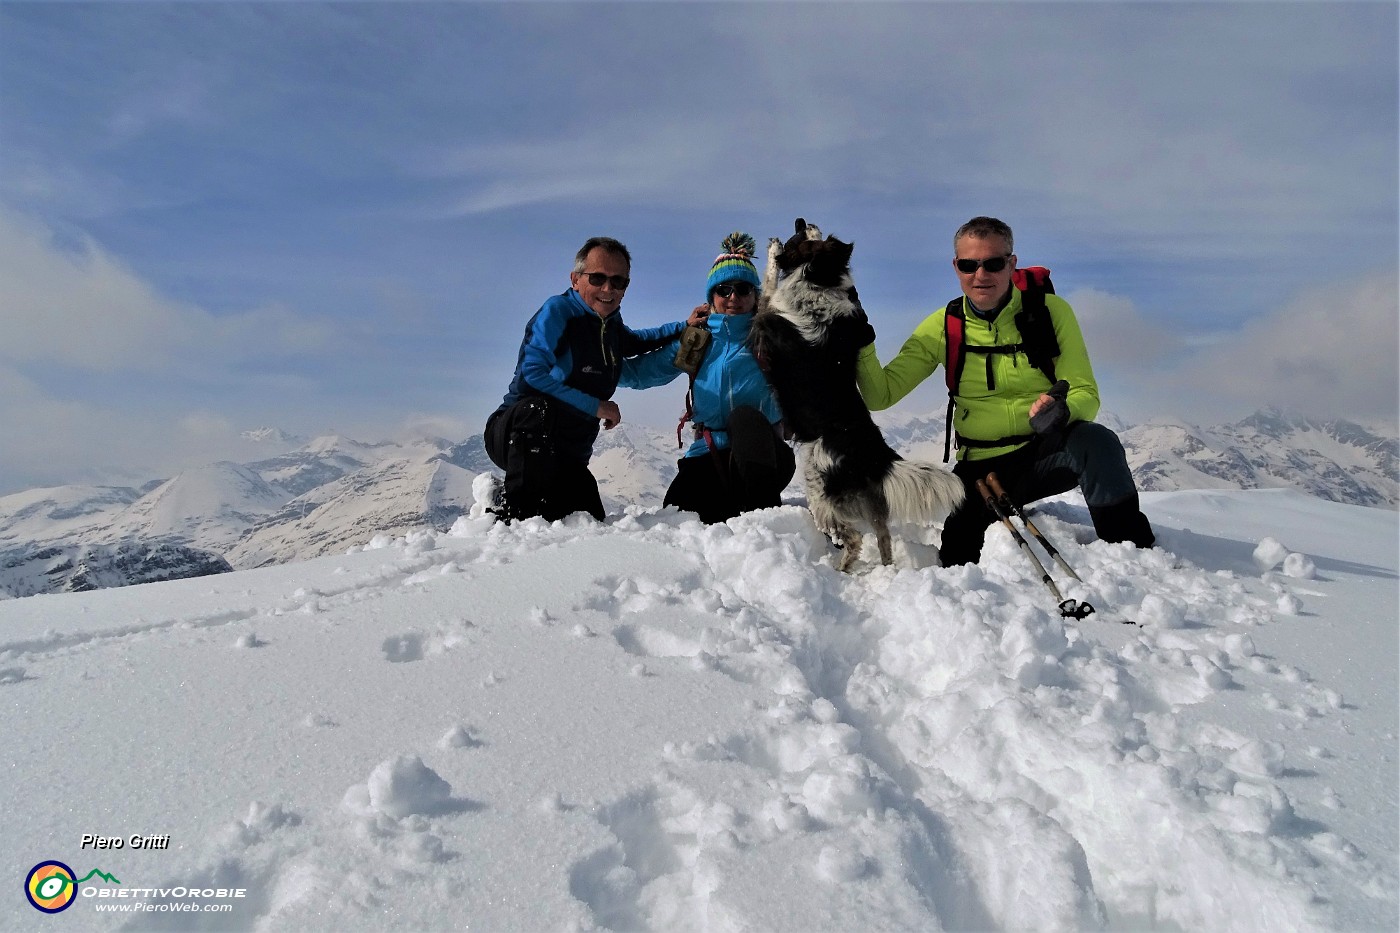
[953,233,1016,313]
[570,247,630,317]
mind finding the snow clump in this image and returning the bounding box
[1253,536,1290,571]
[344,754,453,818]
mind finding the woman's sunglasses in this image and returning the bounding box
[579,271,630,290]
[954,256,1012,274]
[713,283,755,298]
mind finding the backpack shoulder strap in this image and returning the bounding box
[943,298,967,392]
[1011,266,1059,382]
[1017,287,1058,381]
[942,298,967,462]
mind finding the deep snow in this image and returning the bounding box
[3,482,1396,931]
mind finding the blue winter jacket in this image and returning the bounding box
[499,288,685,416]
[623,311,782,458]
[497,289,686,459]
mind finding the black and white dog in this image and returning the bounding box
[750,218,964,571]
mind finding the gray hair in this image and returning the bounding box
[953,216,1014,254]
[573,236,631,272]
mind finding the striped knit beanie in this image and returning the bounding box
[705,232,762,300]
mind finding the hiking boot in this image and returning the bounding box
[1089,495,1156,549]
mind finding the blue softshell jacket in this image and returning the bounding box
[624,311,782,458]
[497,289,685,459]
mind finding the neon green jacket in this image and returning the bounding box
[855,289,1100,461]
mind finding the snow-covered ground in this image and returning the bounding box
[4,484,1396,931]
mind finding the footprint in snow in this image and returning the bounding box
[382,633,425,662]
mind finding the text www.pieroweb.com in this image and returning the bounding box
[84,886,247,913]
[94,902,234,913]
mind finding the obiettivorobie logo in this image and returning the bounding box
[24,858,248,916]
[25,861,121,913]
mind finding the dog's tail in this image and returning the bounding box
[882,460,966,523]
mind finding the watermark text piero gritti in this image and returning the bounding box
[81,833,171,850]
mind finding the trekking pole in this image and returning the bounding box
[975,479,1094,621]
[986,473,1083,584]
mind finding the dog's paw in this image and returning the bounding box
[764,237,783,277]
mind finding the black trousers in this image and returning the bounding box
[664,406,796,524]
[940,421,1155,566]
[484,397,605,522]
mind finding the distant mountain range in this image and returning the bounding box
[1117,412,1398,508]
[0,410,1393,597]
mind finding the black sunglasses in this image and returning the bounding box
[954,256,1012,274]
[579,271,630,290]
[712,282,755,298]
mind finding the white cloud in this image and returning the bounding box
[1084,270,1400,425]
[0,209,375,493]
[1065,288,1186,371]
[0,366,243,491]
[0,208,335,372]
[1155,271,1399,423]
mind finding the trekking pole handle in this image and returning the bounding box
[986,472,1010,502]
[975,478,999,512]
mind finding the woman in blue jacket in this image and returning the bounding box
[625,233,795,523]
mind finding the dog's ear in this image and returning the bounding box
[827,235,854,266]
[793,218,806,236]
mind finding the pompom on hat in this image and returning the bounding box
[705,231,762,301]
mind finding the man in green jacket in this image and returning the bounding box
[856,216,1154,567]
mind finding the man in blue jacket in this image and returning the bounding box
[485,236,692,522]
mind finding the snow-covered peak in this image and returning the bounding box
[107,461,292,549]
[303,433,370,455]
[227,458,475,568]
[1124,411,1397,507]
[240,427,307,445]
[0,484,143,547]
[295,433,450,459]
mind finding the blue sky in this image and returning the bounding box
[1,1,1396,494]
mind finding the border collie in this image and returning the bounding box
[750,218,964,571]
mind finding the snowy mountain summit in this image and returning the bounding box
[3,488,1395,930]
